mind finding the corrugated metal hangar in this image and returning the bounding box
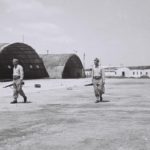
[0,42,48,79]
[0,43,85,79]
[40,54,85,79]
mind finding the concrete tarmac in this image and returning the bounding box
[0,78,150,150]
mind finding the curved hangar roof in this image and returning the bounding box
[0,43,48,79]
[40,54,85,79]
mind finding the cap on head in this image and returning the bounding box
[94,58,99,62]
[12,58,19,63]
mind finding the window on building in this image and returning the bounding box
[36,65,40,69]
[7,65,11,69]
[140,72,142,75]
[133,72,135,75]
[29,65,33,69]
[146,72,148,75]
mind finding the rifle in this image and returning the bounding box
[84,83,93,86]
[3,81,25,88]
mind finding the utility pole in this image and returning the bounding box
[47,50,49,55]
[22,34,24,43]
[83,52,85,69]
[82,52,86,78]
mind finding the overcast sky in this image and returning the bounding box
[0,0,150,68]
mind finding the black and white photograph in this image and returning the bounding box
[0,0,150,149]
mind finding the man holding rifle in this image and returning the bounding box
[92,58,105,103]
[10,58,27,104]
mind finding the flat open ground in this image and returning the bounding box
[0,78,150,150]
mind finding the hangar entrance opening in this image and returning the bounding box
[62,55,83,78]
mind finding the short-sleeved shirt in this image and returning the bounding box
[92,66,105,81]
[92,66,102,77]
[13,64,24,80]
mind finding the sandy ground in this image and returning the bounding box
[0,78,150,150]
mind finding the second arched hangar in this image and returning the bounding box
[41,54,85,79]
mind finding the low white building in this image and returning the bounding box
[104,67,118,77]
[128,66,150,78]
[85,68,92,77]
[115,67,130,77]
[85,66,150,78]
[105,66,150,78]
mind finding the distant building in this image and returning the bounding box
[104,67,118,77]
[128,66,150,78]
[0,43,48,79]
[85,66,150,78]
[105,66,150,78]
[40,54,85,79]
[85,68,92,77]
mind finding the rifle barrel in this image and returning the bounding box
[3,83,14,88]
[3,81,24,88]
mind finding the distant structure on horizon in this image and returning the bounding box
[105,66,150,78]
[40,54,85,79]
[85,66,150,78]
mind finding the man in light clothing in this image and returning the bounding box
[92,58,105,103]
[11,58,27,104]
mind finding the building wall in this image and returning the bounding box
[105,71,116,77]
[45,66,64,79]
[85,71,92,77]
[115,67,130,77]
[129,69,150,78]
[104,67,150,78]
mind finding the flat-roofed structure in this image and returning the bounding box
[104,66,150,78]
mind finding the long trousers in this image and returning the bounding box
[13,79,26,100]
[92,78,105,97]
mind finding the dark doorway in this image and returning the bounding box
[122,71,125,77]
[62,55,83,78]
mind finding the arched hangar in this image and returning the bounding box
[0,43,48,79]
[40,54,85,79]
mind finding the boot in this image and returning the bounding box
[95,97,100,103]
[95,100,100,103]
[10,100,17,104]
[24,96,27,103]
[100,95,103,102]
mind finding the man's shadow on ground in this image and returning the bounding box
[17,101,32,104]
[100,100,110,103]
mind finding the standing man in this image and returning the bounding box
[11,58,27,104]
[92,58,105,103]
